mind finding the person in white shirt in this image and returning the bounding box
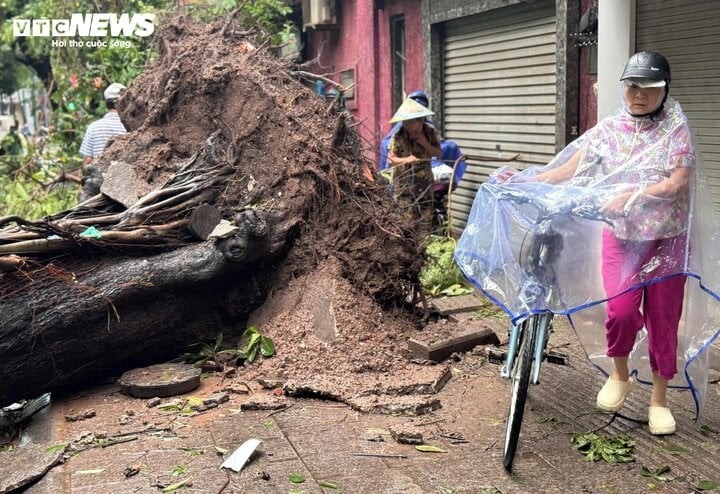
[79,82,127,200]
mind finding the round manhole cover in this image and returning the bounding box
[118,363,201,398]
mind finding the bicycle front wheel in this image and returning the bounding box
[502,315,538,472]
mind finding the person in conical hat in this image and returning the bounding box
[379,91,433,170]
[387,97,442,239]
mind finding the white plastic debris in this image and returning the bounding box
[220,438,262,472]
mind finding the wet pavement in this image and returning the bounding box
[3,316,720,494]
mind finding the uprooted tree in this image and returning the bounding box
[0,16,427,406]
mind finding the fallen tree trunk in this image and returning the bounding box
[0,229,278,405]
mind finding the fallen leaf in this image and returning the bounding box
[697,480,720,491]
[45,443,67,453]
[660,443,689,456]
[289,472,305,483]
[162,478,190,492]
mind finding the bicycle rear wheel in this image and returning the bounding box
[502,315,538,472]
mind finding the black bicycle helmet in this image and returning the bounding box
[620,51,671,85]
[620,51,671,118]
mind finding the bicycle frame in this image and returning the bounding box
[502,313,553,385]
[502,215,562,383]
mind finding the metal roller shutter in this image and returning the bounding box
[636,0,720,214]
[442,1,557,232]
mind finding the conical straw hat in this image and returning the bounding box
[390,97,435,123]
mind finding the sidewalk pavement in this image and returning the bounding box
[3,318,720,494]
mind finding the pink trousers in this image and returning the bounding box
[601,230,687,381]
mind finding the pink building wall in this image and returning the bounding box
[376,0,425,137]
[305,0,424,165]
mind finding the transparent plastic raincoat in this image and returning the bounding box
[454,96,720,415]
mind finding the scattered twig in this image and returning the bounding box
[110,426,173,438]
[291,70,347,91]
[217,471,232,494]
[266,403,294,418]
[351,453,408,459]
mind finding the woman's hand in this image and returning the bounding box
[600,191,634,217]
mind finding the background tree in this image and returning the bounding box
[0,0,295,219]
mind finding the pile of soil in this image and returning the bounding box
[105,14,424,302]
[0,14,441,404]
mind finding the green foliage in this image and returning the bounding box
[0,159,79,218]
[185,333,244,368]
[161,478,190,492]
[238,325,276,363]
[419,235,473,296]
[185,0,293,44]
[0,48,33,94]
[185,328,275,368]
[571,432,635,463]
[0,0,170,218]
[659,442,689,456]
[640,465,674,483]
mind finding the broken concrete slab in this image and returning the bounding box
[408,321,500,362]
[0,406,64,494]
[355,365,452,397]
[117,363,201,398]
[240,395,289,411]
[283,365,451,404]
[346,395,441,416]
[258,377,287,390]
[389,423,424,445]
[203,392,230,406]
[282,379,346,402]
[64,409,96,422]
[101,159,160,208]
[448,311,477,323]
[429,294,485,316]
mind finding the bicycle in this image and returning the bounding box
[488,188,612,472]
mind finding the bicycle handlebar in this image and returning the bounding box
[496,187,614,227]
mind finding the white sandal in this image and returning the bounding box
[648,406,676,435]
[596,377,634,412]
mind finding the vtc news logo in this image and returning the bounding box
[13,13,155,37]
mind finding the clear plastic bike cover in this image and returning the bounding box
[454,97,720,415]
